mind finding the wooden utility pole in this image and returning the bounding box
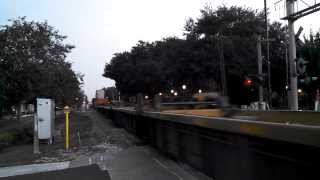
[264,0,272,107]
[257,36,264,104]
[219,35,227,96]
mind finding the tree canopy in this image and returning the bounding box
[296,32,320,108]
[103,5,318,107]
[0,17,84,114]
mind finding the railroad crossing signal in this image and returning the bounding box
[245,74,266,86]
[244,78,253,87]
[281,0,320,110]
[296,57,308,75]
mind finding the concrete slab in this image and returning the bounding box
[0,162,70,178]
[69,146,209,180]
[109,147,179,180]
[0,165,110,180]
[108,146,207,180]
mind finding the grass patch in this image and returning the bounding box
[236,111,320,126]
[162,109,320,126]
[0,128,33,150]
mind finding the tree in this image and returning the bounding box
[184,6,288,105]
[104,38,219,97]
[0,74,7,117]
[0,17,83,118]
[184,6,266,104]
[104,87,119,100]
[103,6,289,106]
[104,41,168,97]
[297,32,320,108]
[300,32,320,78]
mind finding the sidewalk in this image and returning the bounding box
[70,145,208,180]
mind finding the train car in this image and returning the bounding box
[92,98,111,107]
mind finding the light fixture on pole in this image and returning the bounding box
[182,84,187,90]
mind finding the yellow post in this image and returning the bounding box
[65,112,69,150]
[63,106,71,150]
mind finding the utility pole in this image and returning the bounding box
[219,35,227,96]
[285,43,291,107]
[285,45,289,88]
[257,36,264,104]
[287,0,298,110]
[264,0,271,107]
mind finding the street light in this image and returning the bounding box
[144,95,149,99]
[298,89,302,94]
[198,89,202,94]
[182,84,187,90]
[159,92,163,96]
[174,92,178,96]
[170,89,174,94]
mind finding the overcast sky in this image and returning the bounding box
[1,0,319,99]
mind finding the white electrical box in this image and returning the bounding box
[37,98,55,144]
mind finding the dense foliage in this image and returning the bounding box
[297,32,320,108]
[104,6,319,107]
[104,6,290,105]
[0,17,84,115]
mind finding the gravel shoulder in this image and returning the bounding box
[0,110,139,167]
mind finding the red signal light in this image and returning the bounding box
[244,79,252,87]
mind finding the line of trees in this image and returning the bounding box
[104,6,320,107]
[0,17,84,117]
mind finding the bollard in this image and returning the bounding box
[63,106,71,150]
[65,112,69,150]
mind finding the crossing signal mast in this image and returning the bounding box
[275,0,320,110]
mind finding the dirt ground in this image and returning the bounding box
[0,110,140,167]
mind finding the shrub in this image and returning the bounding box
[0,131,17,146]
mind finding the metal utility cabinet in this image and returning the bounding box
[37,98,55,144]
